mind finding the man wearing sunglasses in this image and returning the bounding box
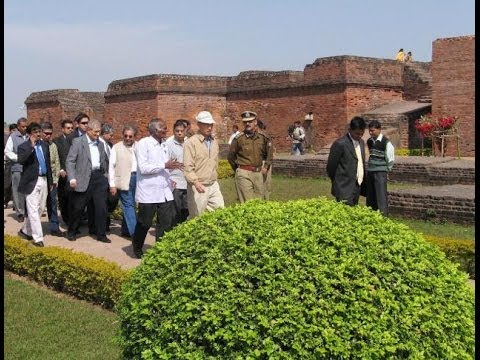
[41,122,64,237]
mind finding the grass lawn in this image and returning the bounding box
[4,272,121,360]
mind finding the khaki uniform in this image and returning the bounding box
[228,131,273,202]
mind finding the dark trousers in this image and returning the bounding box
[46,185,60,232]
[68,171,108,238]
[4,162,13,206]
[366,171,388,216]
[132,201,176,253]
[57,176,69,224]
[335,183,361,206]
[173,188,189,224]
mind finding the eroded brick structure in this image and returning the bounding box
[431,35,475,157]
[25,35,475,156]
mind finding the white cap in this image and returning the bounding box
[195,111,215,124]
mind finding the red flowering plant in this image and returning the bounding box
[415,114,458,137]
[414,113,436,137]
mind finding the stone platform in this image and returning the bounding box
[271,154,475,224]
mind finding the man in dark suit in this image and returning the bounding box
[66,112,90,147]
[65,118,110,243]
[53,119,74,224]
[326,116,367,206]
[17,122,53,247]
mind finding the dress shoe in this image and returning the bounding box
[17,214,25,223]
[97,236,112,243]
[66,233,76,241]
[133,250,143,259]
[33,241,45,247]
[18,230,33,241]
[50,230,66,237]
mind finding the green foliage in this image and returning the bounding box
[217,159,235,179]
[117,198,474,359]
[4,235,131,309]
[423,235,475,279]
[395,148,432,156]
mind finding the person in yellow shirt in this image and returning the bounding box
[395,48,405,62]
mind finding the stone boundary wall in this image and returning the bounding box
[388,191,474,224]
[270,156,475,185]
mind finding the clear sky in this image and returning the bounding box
[4,0,475,123]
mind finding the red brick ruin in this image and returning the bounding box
[25,35,475,156]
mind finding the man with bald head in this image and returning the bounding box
[65,119,110,242]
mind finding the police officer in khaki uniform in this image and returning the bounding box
[228,111,273,203]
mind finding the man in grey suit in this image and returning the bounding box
[65,119,110,242]
[326,116,367,206]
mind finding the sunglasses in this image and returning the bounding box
[43,132,53,136]
[124,135,134,139]
[79,122,89,125]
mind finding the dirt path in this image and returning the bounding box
[3,205,155,270]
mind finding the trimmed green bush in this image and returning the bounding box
[117,198,474,359]
[395,148,432,156]
[4,235,130,309]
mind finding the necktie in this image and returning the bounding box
[354,140,364,185]
[35,143,47,175]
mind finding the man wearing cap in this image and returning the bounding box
[183,111,225,218]
[228,111,273,203]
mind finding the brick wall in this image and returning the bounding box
[389,191,474,224]
[432,36,475,156]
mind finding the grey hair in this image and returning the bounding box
[101,123,114,135]
[87,119,102,130]
[123,125,138,135]
[148,118,165,135]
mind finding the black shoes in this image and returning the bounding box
[17,214,25,223]
[18,230,33,241]
[66,233,76,241]
[50,230,66,237]
[133,250,143,259]
[97,236,112,243]
[33,241,44,247]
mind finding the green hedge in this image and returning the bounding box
[423,235,475,279]
[395,148,433,156]
[117,198,474,359]
[4,235,130,309]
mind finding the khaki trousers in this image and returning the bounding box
[235,168,265,203]
[187,181,224,218]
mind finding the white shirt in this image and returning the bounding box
[86,134,101,170]
[165,137,187,190]
[4,133,28,162]
[108,142,137,188]
[228,131,240,145]
[135,136,174,203]
[371,133,395,171]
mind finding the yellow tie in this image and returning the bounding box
[354,140,364,185]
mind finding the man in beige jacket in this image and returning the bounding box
[183,111,224,218]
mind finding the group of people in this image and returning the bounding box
[327,117,394,215]
[4,110,393,257]
[396,48,413,63]
[3,109,276,258]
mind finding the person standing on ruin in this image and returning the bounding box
[366,120,395,216]
[395,48,405,62]
[326,116,367,206]
[228,111,273,202]
[404,51,413,63]
[183,111,225,217]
